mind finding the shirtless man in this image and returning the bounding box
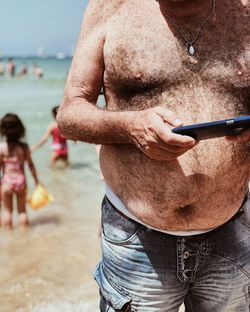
[57,0,250,311]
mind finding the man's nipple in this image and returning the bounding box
[135,71,143,79]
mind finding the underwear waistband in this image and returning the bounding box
[105,184,217,236]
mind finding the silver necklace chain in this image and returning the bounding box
[156,0,216,56]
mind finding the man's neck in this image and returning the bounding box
[157,0,212,19]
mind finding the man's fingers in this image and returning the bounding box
[151,106,196,146]
[227,129,250,143]
[157,127,196,147]
[153,106,183,127]
[167,134,196,147]
[136,107,197,160]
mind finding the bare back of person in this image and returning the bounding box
[99,0,250,231]
[0,142,28,228]
[1,142,26,179]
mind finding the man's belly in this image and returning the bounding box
[100,139,249,231]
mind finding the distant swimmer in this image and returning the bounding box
[18,63,28,78]
[33,63,43,78]
[31,106,69,167]
[0,59,4,76]
[6,58,16,77]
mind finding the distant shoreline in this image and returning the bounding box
[0,56,72,60]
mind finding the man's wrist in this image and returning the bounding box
[109,110,136,144]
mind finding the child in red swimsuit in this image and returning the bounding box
[0,114,39,229]
[31,106,69,166]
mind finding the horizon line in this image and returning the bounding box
[0,55,73,59]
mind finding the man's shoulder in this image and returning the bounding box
[84,0,127,27]
[87,0,126,12]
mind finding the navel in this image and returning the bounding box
[175,204,194,218]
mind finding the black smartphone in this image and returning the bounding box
[172,116,250,140]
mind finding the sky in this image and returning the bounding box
[0,0,88,57]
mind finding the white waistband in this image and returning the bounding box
[105,184,215,236]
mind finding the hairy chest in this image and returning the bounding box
[103,1,250,101]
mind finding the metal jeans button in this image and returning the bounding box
[183,251,190,259]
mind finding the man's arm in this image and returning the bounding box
[227,129,250,143]
[57,0,196,161]
[57,0,130,144]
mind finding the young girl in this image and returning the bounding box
[0,113,39,229]
[31,106,69,166]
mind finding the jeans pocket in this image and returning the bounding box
[94,262,132,312]
[100,294,131,312]
[101,196,142,245]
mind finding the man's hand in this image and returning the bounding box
[227,129,250,143]
[126,106,196,161]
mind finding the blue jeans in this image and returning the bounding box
[94,196,250,312]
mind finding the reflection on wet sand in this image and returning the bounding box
[0,199,101,311]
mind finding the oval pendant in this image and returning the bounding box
[188,44,195,56]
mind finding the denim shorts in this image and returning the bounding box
[94,195,250,312]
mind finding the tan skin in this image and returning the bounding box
[58,0,250,231]
[0,143,38,229]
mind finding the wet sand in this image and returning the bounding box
[0,199,102,312]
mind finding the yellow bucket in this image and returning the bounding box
[28,184,54,209]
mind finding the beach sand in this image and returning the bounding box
[0,173,103,312]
